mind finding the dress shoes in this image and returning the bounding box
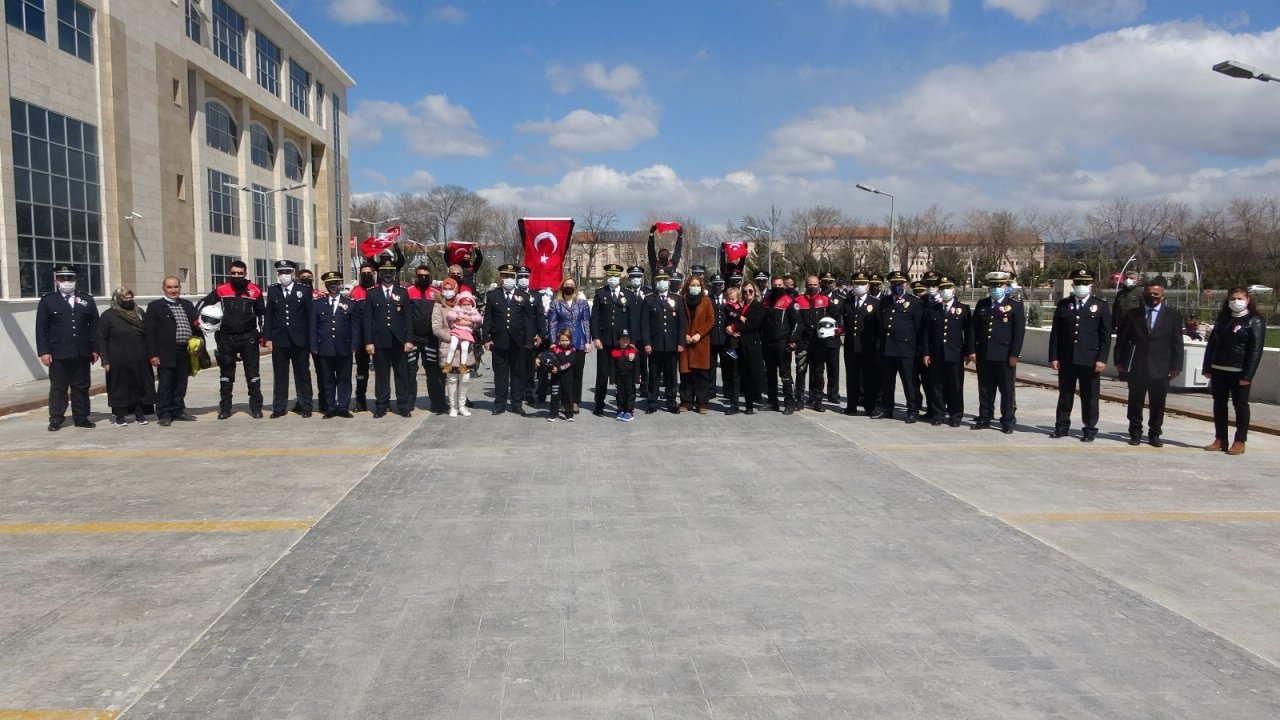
[904,415,917,424]
[1148,436,1163,448]
[372,409,387,418]
[158,418,173,427]
[1127,436,1141,446]
[725,407,740,416]
[1080,434,1095,443]
[1227,441,1246,455]
[323,411,337,419]
[1001,426,1014,434]
[217,410,231,420]
[73,419,95,428]
[249,409,264,418]
[744,407,755,415]
[492,406,506,415]
[1048,429,1069,439]
[929,418,942,426]
[48,419,63,432]
[337,410,354,419]
[399,410,413,418]
[948,418,962,427]
[270,410,287,419]
[173,413,198,422]
[869,411,887,420]
[843,408,858,416]
[1203,439,1225,452]
[300,410,312,418]
[971,420,990,430]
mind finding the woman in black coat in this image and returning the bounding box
[735,281,768,414]
[1202,287,1266,455]
[98,287,155,425]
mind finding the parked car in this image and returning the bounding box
[1247,284,1273,295]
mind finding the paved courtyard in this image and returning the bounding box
[2,363,1279,719]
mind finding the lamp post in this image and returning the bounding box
[1213,60,1278,83]
[856,183,895,273]
[226,182,304,283]
[743,224,775,278]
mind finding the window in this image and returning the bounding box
[255,31,280,96]
[285,195,302,246]
[249,124,274,169]
[11,98,103,297]
[56,0,91,62]
[6,0,45,40]
[283,141,303,182]
[210,253,239,286]
[251,184,274,244]
[205,100,237,155]
[211,0,245,72]
[254,257,273,289]
[332,92,343,254]
[185,0,203,44]
[207,168,239,235]
[315,81,325,124]
[289,60,310,116]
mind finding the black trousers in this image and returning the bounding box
[155,344,191,420]
[794,343,809,404]
[271,344,313,413]
[354,346,371,407]
[1211,371,1252,444]
[215,334,263,412]
[408,344,448,413]
[844,350,879,413]
[762,342,793,407]
[492,345,529,410]
[647,350,678,408]
[680,367,711,409]
[1126,374,1170,438]
[809,345,840,404]
[914,356,929,413]
[48,357,91,421]
[567,350,586,406]
[824,347,840,401]
[613,361,636,413]
[926,360,965,420]
[739,342,765,408]
[550,369,573,417]
[976,359,1016,427]
[316,354,353,412]
[880,355,918,416]
[372,344,411,413]
[1055,363,1101,434]
[719,348,740,410]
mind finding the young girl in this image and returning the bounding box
[445,290,482,366]
[545,328,577,422]
[723,286,742,359]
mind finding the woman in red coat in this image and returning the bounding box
[678,275,716,413]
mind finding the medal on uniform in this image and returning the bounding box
[339,302,348,311]
[903,301,911,309]
[1002,305,1011,313]
[1090,305,1098,313]
[953,307,961,315]
[668,298,676,308]
[620,296,626,305]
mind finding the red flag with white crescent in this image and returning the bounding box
[722,240,749,264]
[360,235,395,259]
[519,218,574,291]
[447,241,475,267]
[654,221,682,235]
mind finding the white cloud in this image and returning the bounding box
[984,0,1145,25]
[545,62,643,96]
[828,0,950,16]
[521,63,659,153]
[327,0,403,24]
[401,170,437,191]
[349,95,495,158]
[431,5,468,24]
[361,169,390,185]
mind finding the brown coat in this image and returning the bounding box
[679,294,716,372]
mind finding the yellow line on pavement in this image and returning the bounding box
[1001,511,1280,523]
[0,711,120,720]
[0,519,315,535]
[0,447,389,460]
[862,444,1155,453]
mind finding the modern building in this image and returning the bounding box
[0,0,354,299]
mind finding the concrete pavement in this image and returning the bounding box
[1,361,1279,718]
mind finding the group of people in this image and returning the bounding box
[33,252,1265,454]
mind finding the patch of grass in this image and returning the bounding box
[1268,327,1280,349]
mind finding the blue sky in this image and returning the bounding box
[278,0,1280,228]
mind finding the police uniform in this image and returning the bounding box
[35,264,99,429]
[407,269,447,414]
[264,260,314,417]
[1047,269,1112,441]
[198,266,265,419]
[516,265,545,404]
[708,274,728,397]
[590,264,640,415]
[841,271,881,416]
[640,270,686,413]
[311,272,357,417]
[348,263,378,411]
[914,271,942,418]
[875,270,926,422]
[484,263,540,414]
[363,262,414,417]
[625,265,651,398]
[923,276,973,426]
[972,272,1025,432]
[816,270,842,402]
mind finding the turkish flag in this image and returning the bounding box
[360,235,394,259]
[654,221,682,235]
[519,218,574,291]
[447,241,475,267]
[722,241,749,264]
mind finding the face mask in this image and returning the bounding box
[278,273,293,286]
[656,280,670,293]
[671,282,682,293]
[687,286,703,297]
[562,285,575,296]
[58,281,76,294]
[360,274,375,288]
[298,277,313,287]
[327,283,342,295]
[941,288,955,302]
[1124,278,1137,288]
[380,273,396,285]
[120,299,135,310]
[989,286,1007,302]
[1144,294,1161,308]
[604,276,620,288]
[414,276,431,289]
[517,278,529,289]
[890,284,906,297]
[449,275,463,284]
[1229,299,1249,314]
[502,278,516,291]
[629,277,642,288]
[231,276,249,290]
[806,287,819,296]
[1071,284,1091,299]
[442,289,456,300]
[851,284,868,297]
[659,254,670,264]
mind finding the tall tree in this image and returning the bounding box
[577,206,619,282]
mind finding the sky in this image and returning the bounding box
[278,0,1280,229]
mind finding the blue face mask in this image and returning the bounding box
[989,286,1007,302]
[890,284,907,297]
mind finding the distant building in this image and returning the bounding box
[808,226,1045,283]
[569,230,648,282]
[1,0,354,298]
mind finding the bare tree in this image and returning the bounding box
[780,206,847,278]
[1083,198,1187,280]
[576,206,619,282]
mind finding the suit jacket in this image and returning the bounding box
[36,291,99,359]
[144,297,199,367]
[640,293,686,352]
[1115,304,1184,380]
[972,297,1026,362]
[879,296,926,359]
[1048,295,1112,366]
[312,294,359,356]
[841,293,881,355]
[362,284,413,348]
[590,286,639,347]
[925,300,974,363]
[263,283,313,348]
[483,288,539,350]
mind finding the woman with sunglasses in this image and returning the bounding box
[733,281,768,414]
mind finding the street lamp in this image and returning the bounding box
[226,182,305,282]
[1213,60,1278,83]
[350,216,401,232]
[856,183,895,274]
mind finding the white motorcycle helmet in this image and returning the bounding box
[199,303,223,333]
[817,316,838,339]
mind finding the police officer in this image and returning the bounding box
[762,276,801,414]
[923,275,972,426]
[199,260,265,419]
[915,271,943,418]
[1048,268,1112,441]
[970,271,1025,433]
[625,265,650,399]
[809,271,843,409]
[708,273,728,397]
[841,271,881,416]
[868,272,885,299]
[484,263,541,415]
[311,271,357,418]
[263,260,314,418]
[875,270,925,422]
[348,261,378,411]
[640,270,685,413]
[518,265,548,404]
[591,264,639,415]
[35,264,99,430]
[363,260,414,418]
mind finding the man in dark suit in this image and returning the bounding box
[363,260,415,417]
[923,275,973,426]
[263,260,314,418]
[312,271,358,418]
[145,275,200,426]
[1115,278,1184,447]
[640,270,686,414]
[875,270,926,422]
[969,271,1025,433]
[483,263,541,415]
[35,264,99,430]
[1048,268,1113,441]
[590,263,639,415]
[841,271,881,416]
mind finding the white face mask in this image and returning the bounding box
[687,286,703,297]
[606,276,620,288]
[442,289,456,300]
[1229,299,1249,314]
[656,280,670,293]
[1071,284,1092,299]
[629,277,642,288]
[278,274,293,286]
[58,281,76,294]
[502,278,516,291]
[850,284,868,297]
[941,288,955,301]
[517,277,529,289]
[1124,278,1137,288]
[989,286,1006,302]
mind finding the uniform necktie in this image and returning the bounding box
[1148,308,1156,331]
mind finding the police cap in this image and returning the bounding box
[498,263,518,276]
[603,263,624,276]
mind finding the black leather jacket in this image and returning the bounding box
[1203,313,1265,380]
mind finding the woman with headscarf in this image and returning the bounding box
[546,276,592,414]
[97,286,155,425]
[433,277,478,417]
[678,275,716,413]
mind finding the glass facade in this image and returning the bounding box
[283,141,303,182]
[255,31,280,96]
[184,0,202,44]
[5,0,46,40]
[285,195,302,246]
[211,0,245,72]
[289,59,309,116]
[249,123,274,169]
[205,100,237,155]
[251,184,275,244]
[56,0,92,62]
[11,98,103,297]
[210,253,239,286]
[207,168,239,235]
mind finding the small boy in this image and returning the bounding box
[610,328,639,421]
[544,328,577,422]
[723,286,742,359]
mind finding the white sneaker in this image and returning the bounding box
[459,405,471,417]
[449,407,458,418]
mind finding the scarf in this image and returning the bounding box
[111,288,144,332]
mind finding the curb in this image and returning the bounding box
[0,385,108,419]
